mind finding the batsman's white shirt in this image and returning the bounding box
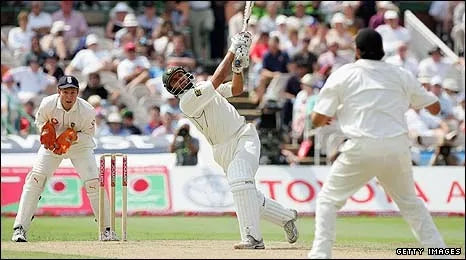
[36,94,97,154]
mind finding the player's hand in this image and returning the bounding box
[53,128,78,155]
[40,121,57,150]
[232,46,250,73]
[229,31,252,54]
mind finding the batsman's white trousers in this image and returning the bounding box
[213,123,295,242]
[309,134,447,259]
[14,146,110,231]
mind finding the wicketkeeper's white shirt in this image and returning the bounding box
[179,81,245,145]
[35,94,97,152]
[314,59,438,138]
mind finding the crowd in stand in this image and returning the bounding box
[1,1,465,165]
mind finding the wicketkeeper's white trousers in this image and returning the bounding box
[309,135,447,259]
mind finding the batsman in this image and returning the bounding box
[11,75,116,242]
[162,29,299,249]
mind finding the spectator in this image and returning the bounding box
[418,47,452,79]
[169,120,199,165]
[40,20,71,61]
[52,0,88,39]
[137,1,162,38]
[253,35,289,105]
[42,50,64,81]
[9,54,56,103]
[375,10,411,57]
[430,76,455,119]
[250,31,270,65]
[309,22,330,56]
[258,2,280,33]
[317,39,352,72]
[284,29,301,58]
[100,112,131,136]
[152,110,177,138]
[144,105,163,135]
[283,57,310,128]
[1,73,21,134]
[229,2,246,40]
[406,107,448,148]
[114,13,142,48]
[106,2,131,40]
[122,110,142,135]
[94,109,109,137]
[117,42,150,87]
[418,74,432,92]
[298,37,318,73]
[273,15,290,50]
[80,72,109,101]
[27,1,52,37]
[291,73,315,140]
[25,35,48,66]
[188,1,215,60]
[8,11,35,57]
[18,100,36,136]
[166,32,196,71]
[451,3,464,54]
[326,13,353,51]
[341,1,364,36]
[385,41,419,76]
[65,34,112,76]
[152,20,174,58]
[369,1,398,29]
[160,90,182,119]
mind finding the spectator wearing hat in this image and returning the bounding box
[430,76,455,119]
[272,15,290,50]
[369,1,398,29]
[40,20,71,61]
[100,112,131,137]
[27,1,52,37]
[43,50,64,81]
[114,13,142,49]
[326,13,353,51]
[137,1,162,38]
[166,32,196,71]
[441,78,461,110]
[417,74,432,92]
[8,11,35,58]
[117,42,150,88]
[65,34,112,76]
[122,110,142,135]
[291,73,316,140]
[106,2,132,40]
[418,47,453,80]
[317,39,352,72]
[24,35,48,67]
[385,41,419,76]
[375,10,411,57]
[258,2,281,34]
[9,54,56,103]
[52,0,88,40]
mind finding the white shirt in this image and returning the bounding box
[259,15,277,33]
[418,57,452,79]
[179,81,245,145]
[36,94,96,152]
[314,59,438,138]
[405,109,437,137]
[27,12,53,31]
[117,56,151,80]
[69,49,111,75]
[385,54,419,76]
[9,66,56,96]
[376,25,411,56]
[7,27,35,53]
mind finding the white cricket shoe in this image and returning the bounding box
[12,225,27,242]
[284,209,299,244]
[102,228,119,241]
[233,235,265,249]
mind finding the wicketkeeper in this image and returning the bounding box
[11,75,115,242]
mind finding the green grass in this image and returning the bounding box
[1,250,101,259]
[1,216,464,258]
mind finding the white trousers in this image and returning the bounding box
[309,135,447,259]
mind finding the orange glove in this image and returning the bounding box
[40,121,56,150]
[54,128,78,155]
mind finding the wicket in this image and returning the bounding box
[99,153,127,241]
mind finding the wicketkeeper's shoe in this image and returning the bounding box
[284,209,299,244]
[12,225,27,242]
[102,227,119,241]
[233,235,265,249]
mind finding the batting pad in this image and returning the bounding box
[85,178,110,227]
[14,172,47,231]
[256,191,295,226]
[228,159,262,242]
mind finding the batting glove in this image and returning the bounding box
[232,46,250,73]
[228,31,253,54]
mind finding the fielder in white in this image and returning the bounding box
[308,28,447,258]
[161,32,299,249]
[12,75,116,242]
